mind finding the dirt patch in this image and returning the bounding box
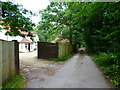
[44,68,58,76]
[19,51,69,88]
[55,61,66,66]
[81,62,83,64]
[37,78,45,82]
[30,76,39,80]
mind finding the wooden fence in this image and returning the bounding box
[38,42,73,59]
[0,40,19,85]
[58,43,73,58]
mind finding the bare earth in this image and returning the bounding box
[19,51,66,88]
[20,51,112,88]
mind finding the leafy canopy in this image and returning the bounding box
[1,1,35,38]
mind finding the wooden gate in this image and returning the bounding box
[38,42,58,59]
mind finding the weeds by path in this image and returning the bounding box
[91,53,120,88]
[53,54,73,62]
[2,74,26,88]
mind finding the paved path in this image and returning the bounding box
[44,54,111,88]
[20,52,112,88]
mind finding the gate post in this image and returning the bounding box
[37,42,40,59]
[0,41,2,88]
[13,40,19,74]
[56,43,58,58]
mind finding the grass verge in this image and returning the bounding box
[91,53,120,88]
[53,54,73,62]
[2,74,26,88]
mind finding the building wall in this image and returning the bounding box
[0,30,39,52]
[19,43,37,52]
[0,30,39,42]
[0,30,8,41]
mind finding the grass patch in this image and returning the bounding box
[19,51,24,53]
[91,53,120,87]
[79,53,85,57]
[2,74,27,89]
[53,54,73,62]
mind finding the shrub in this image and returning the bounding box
[92,53,120,87]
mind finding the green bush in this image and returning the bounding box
[92,53,120,87]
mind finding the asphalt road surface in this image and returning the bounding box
[20,51,112,88]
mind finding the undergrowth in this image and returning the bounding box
[91,53,120,87]
[2,74,26,89]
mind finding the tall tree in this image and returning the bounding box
[1,1,35,38]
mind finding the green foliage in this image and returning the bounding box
[92,53,120,87]
[1,1,35,37]
[36,2,120,87]
[53,54,73,62]
[80,2,120,53]
[67,2,120,87]
[2,74,26,88]
[36,2,83,44]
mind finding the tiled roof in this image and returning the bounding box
[62,39,70,43]
[20,31,28,35]
[20,38,32,43]
[2,26,33,35]
[51,37,70,43]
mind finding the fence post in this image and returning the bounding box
[37,42,39,59]
[0,41,2,88]
[56,43,58,58]
[13,40,19,74]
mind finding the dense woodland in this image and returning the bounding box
[1,1,120,87]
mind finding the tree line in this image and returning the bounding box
[1,1,120,87]
[36,2,120,87]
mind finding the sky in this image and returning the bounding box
[2,0,50,24]
[16,0,50,24]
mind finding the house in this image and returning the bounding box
[0,29,39,52]
[51,36,70,43]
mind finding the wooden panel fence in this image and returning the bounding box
[38,42,58,59]
[0,40,19,85]
[58,43,73,58]
[38,42,73,59]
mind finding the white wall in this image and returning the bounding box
[0,30,8,41]
[0,30,39,42]
[19,43,37,52]
[0,30,39,52]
